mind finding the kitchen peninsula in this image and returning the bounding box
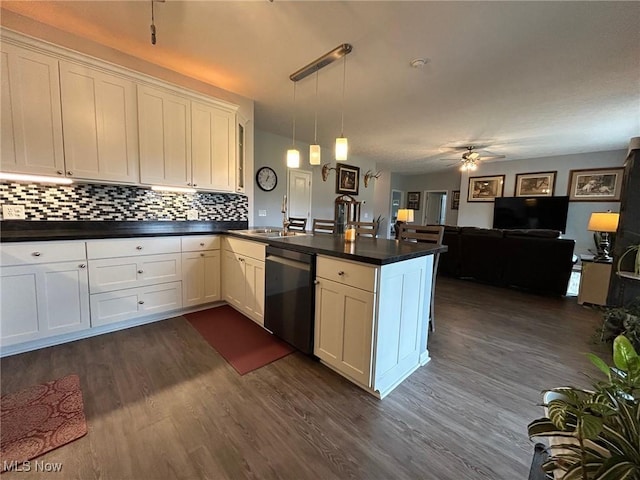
[1,221,445,398]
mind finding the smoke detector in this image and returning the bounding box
[410,58,429,68]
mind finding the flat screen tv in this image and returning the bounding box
[493,196,569,233]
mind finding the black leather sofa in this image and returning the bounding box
[439,226,575,296]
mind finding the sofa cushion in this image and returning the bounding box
[503,229,561,239]
[460,226,504,237]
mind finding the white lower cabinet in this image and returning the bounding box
[0,242,90,347]
[221,237,265,325]
[90,281,182,327]
[314,255,432,398]
[181,235,221,307]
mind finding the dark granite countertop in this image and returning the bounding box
[0,220,248,242]
[227,230,446,265]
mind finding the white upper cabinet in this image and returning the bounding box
[191,100,236,192]
[138,84,192,187]
[59,61,139,183]
[0,43,65,176]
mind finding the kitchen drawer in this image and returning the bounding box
[88,253,182,293]
[223,237,265,261]
[316,255,378,293]
[1,241,86,266]
[87,237,180,259]
[181,235,220,252]
[90,281,182,327]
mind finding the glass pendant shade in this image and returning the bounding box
[287,148,300,168]
[310,144,321,165]
[335,137,348,161]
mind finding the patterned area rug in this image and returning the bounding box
[1,374,87,470]
[185,306,294,375]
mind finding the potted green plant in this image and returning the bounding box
[528,334,640,479]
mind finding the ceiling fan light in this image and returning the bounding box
[287,148,300,168]
[335,136,348,161]
[309,144,321,165]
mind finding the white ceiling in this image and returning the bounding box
[3,1,639,173]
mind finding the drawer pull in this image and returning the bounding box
[200,253,205,257]
[138,300,145,305]
[79,263,86,268]
[314,280,319,285]
[32,251,41,257]
[67,171,73,176]
[193,184,198,187]
[57,170,63,175]
[239,258,245,262]
[200,242,205,246]
[137,270,144,274]
[136,246,143,250]
[338,271,345,276]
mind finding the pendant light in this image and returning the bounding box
[309,69,321,165]
[335,54,348,161]
[286,81,300,168]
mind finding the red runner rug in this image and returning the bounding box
[1,374,87,471]
[185,306,294,375]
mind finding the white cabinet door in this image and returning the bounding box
[182,250,221,307]
[88,253,182,293]
[191,101,236,192]
[244,257,265,325]
[138,85,191,187]
[1,262,90,347]
[0,44,65,176]
[222,249,245,309]
[315,278,375,387]
[59,61,139,183]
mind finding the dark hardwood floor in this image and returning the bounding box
[1,277,607,479]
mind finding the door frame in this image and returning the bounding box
[422,190,448,225]
[389,189,404,238]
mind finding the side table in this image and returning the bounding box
[578,255,613,306]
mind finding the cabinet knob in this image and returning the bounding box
[66,171,73,176]
[137,269,144,274]
[57,170,63,175]
[32,251,41,257]
[338,271,345,276]
[200,242,205,246]
[136,246,143,250]
[314,280,319,285]
[193,184,197,187]
[200,253,205,257]
[239,257,245,262]
[138,300,145,305]
[187,183,192,186]
[79,263,86,268]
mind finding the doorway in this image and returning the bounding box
[389,189,404,238]
[287,169,312,226]
[422,190,447,225]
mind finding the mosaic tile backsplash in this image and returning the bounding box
[0,182,248,221]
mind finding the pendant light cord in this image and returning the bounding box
[314,69,319,143]
[340,54,347,136]
[150,1,157,45]
[292,81,297,146]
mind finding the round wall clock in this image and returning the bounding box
[256,166,278,191]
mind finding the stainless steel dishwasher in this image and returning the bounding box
[264,246,315,355]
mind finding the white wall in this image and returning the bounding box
[456,149,626,255]
[401,170,462,226]
[254,130,386,230]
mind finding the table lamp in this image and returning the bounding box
[587,211,619,261]
[395,209,414,239]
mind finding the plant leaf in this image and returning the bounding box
[613,335,638,371]
[580,414,604,439]
[589,353,613,379]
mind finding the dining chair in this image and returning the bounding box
[288,217,307,232]
[398,224,444,331]
[353,220,380,237]
[312,219,336,234]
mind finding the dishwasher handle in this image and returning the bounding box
[266,254,311,272]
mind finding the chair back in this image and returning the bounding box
[353,221,380,237]
[312,219,336,234]
[398,224,444,244]
[288,217,307,232]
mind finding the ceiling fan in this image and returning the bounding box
[440,145,506,171]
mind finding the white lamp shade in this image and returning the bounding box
[397,209,414,223]
[309,144,321,165]
[286,148,300,168]
[587,212,619,233]
[335,137,348,161]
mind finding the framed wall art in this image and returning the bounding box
[335,164,360,195]
[451,190,460,210]
[407,191,421,210]
[568,167,624,201]
[514,171,556,197]
[468,175,505,202]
